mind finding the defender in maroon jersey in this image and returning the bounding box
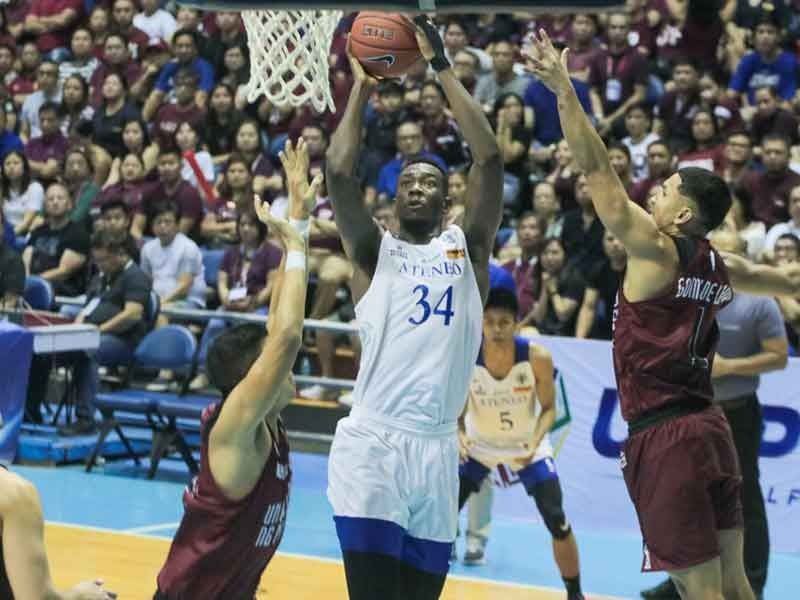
[526,31,800,599]
[155,140,320,600]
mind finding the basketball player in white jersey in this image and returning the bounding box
[458,288,584,600]
[325,17,503,600]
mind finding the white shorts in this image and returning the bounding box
[327,410,459,546]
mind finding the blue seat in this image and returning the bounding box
[150,396,217,476]
[24,276,54,311]
[86,326,198,475]
[201,249,225,289]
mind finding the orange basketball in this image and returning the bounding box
[349,12,424,79]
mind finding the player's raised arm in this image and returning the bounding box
[414,16,504,297]
[718,250,800,297]
[210,142,318,444]
[524,31,668,262]
[325,40,382,276]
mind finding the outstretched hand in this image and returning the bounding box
[253,194,305,250]
[70,579,117,599]
[345,35,379,88]
[413,15,449,71]
[522,29,572,96]
[278,138,324,219]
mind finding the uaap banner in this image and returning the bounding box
[0,321,34,463]
[500,336,800,554]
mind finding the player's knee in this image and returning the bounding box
[531,481,571,539]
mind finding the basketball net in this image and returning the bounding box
[241,9,343,114]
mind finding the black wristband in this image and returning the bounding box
[430,56,450,72]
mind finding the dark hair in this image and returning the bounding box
[102,70,129,93]
[647,139,671,155]
[401,154,449,194]
[91,228,129,254]
[754,85,778,99]
[104,32,128,47]
[123,118,150,148]
[671,56,700,72]
[206,323,266,398]
[218,153,253,198]
[762,133,790,149]
[421,79,446,101]
[607,140,632,161]
[492,92,524,119]
[625,102,652,120]
[99,198,131,216]
[151,200,181,221]
[691,108,719,145]
[38,101,59,116]
[64,145,95,174]
[677,167,732,233]
[301,122,329,144]
[172,27,200,48]
[730,182,756,224]
[2,150,32,192]
[61,74,90,114]
[378,80,404,97]
[235,119,265,155]
[776,232,800,253]
[484,286,519,317]
[174,120,205,151]
[725,129,751,143]
[237,209,267,243]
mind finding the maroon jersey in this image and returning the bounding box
[156,406,291,600]
[613,237,732,423]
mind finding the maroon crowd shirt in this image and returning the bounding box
[613,237,732,423]
[157,406,291,600]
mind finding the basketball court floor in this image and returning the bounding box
[19,455,797,600]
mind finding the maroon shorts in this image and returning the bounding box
[622,405,743,572]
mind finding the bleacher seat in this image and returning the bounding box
[202,249,225,289]
[150,396,215,477]
[24,276,54,311]
[86,325,198,475]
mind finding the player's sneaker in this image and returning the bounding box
[462,537,486,566]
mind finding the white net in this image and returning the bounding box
[241,9,343,114]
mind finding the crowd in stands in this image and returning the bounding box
[1,0,800,433]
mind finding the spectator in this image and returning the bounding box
[502,212,544,327]
[588,12,648,137]
[677,109,726,173]
[176,121,215,196]
[59,75,94,139]
[118,118,158,175]
[92,73,142,158]
[151,68,206,151]
[63,146,99,226]
[58,28,98,87]
[442,17,492,73]
[96,153,153,222]
[0,109,23,161]
[4,0,33,41]
[136,38,173,105]
[110,0,150,60]
[493,92,533,213]
[740,134,800,227]
[59,229,152,436]
[654,58,703,154]
[698,70,745,136]
[566,13,602,82]
[372,199,396,232]
[375,120,445,202]
[190,210,282,390]
[0,44,21,106]
[630,140,673,207]
[452,49,480,95]
[419,80,470,168]
[531,237,585,337]
[361,81,410,194]
[729,9,798,105]
[23,182,89,297]
[621,103,659,182]
[88,33,144,108]
[88,6,110,58]
[202,155,252,246]
[299,123,328,171]
[134,0,178,44]
[531,180,563,238]
[202,12,246,75]
[546,138,580,212]
[473,39,530,110]
[608,141,634,193]
[23,0,82,61]
[96,198,140,261]
[11,43,41,108]
[19,60,61,142]
[723,130,754,185]
[134,148,205,242]
[522,71,593,147]
[140,200,206,314]
[576,230,627,340]
[144,28,214,118]
[231,119,283,198]
[773,231,800,264]
[723,184,767,262]
[25,102,68,182]
[561,173,606,272]
[205,83,243,166]
[750,85,800,147]
[0,209,24,309]
[1,151,44,238]
[764,184,800,259]
[445,167,468,226]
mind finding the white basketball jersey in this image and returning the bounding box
[465,337,553,464]
[352,225,483,430]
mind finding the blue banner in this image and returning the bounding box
[493,336,800,553]
[0,321,33,463]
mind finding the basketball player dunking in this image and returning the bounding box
[325,17,503,600]
[458,288,584,600]
[154,141,320,600]
[525,31,800,599]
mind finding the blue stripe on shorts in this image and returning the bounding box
[334,516,452,575]
[459,456,558,491]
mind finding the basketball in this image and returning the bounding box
[349,12,424,79]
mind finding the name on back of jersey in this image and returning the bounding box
[675,277,732,305]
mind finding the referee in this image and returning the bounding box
[641,230,788,600]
